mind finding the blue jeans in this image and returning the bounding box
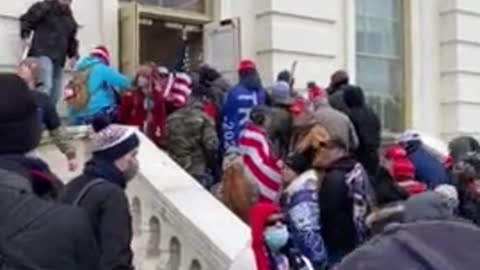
[36,56,64,105]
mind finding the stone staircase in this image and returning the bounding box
[38,127,251,270]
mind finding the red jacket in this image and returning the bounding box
[118,89,167,146]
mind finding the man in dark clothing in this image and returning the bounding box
[338,221,480,270]
[327,70,350,113]
[343,85,381,176]
[268,81,294,160]
[60,117,140,270]
[20,0,79,105]
[316,136,374,266]
[0,73,99,270]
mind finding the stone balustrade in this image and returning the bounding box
[38,126,251,270]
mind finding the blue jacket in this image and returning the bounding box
[222,82,267,151]
[282,170,327,268]
[406,141,451,188]
[69,56,130,124]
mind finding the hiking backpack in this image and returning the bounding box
[64,69,92,112]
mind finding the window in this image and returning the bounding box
[131,197,142,235]
[189,259,202,270]
[356,0,405,132]
[120,0,206,13]
[168,237,182,270]
[147,216,161,257]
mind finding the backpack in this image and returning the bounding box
[64,68,92,112]
[344,163,375,244]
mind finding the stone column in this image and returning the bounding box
[439,0,480,140]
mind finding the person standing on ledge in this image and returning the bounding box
[20,0,79,105]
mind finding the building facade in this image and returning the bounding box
[1,0,480,140]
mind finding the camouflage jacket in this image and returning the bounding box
[165,101,219,177]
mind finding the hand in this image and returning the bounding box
[68,158,79,172]
[67,57,78,70]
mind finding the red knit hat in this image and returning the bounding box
[90,46,110,65]
[238,59,256,71]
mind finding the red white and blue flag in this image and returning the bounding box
[238,123,283,202]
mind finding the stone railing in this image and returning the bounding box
[38,127,251,270]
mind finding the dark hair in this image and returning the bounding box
[277,70,291,83]
[249,106,269,126]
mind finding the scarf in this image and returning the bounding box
[83,157,127,189]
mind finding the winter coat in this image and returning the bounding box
[118,89,167,146]
[20,0,78,67]
[0,158,99,270]
[344,86,381,175]
[313,104,359,151]
[337,221,480,270]
[268,104,293,160]
[165,101,219,184]
[405,141,451,188]
[282,170,327,268]
[222,74,268,151]
[69,56,131,124]
[320,156,373,259]
[59,158,134,270]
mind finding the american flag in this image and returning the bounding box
[163,72,192,109]
[239,123,283,203]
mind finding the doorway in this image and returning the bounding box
[139,18,203,71]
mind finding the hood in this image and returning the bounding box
[449,136,480,160]
[239,69,263,91]
[344,86,366,108]
[404,192,453,222]
[75,56,102,71]
[250,202,280,270]
[211,77,231,92]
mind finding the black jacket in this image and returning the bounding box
[0,159,99,270]
[20,0,78,67]
[344,86,381,175]
[319,156,359,255]
[60,158,134,270]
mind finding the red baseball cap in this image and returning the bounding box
[238,59,256,71]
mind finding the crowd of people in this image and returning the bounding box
[2,1,480,270]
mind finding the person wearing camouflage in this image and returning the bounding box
[165,86,220,189]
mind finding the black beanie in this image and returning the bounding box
[0,74,42,155]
